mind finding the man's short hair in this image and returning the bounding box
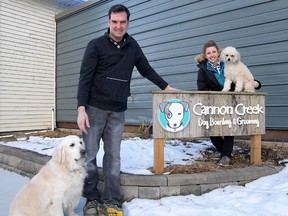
[108,4,130,21]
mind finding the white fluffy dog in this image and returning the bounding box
[220,46,255,92]
[9,135,87,216]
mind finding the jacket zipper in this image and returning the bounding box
[107,77,128,82]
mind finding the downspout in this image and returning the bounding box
[52,17,57,131]
[52,108,55,131]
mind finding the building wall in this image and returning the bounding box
[55,0,288,130]
[0,0,70,132]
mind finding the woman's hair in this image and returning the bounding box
[108,4,130,21]
[195,40,221,63]
[202,40,219,54]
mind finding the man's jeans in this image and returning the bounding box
[82,105,125,205]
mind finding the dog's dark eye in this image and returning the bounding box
[226,54,228,57]
[70,143,75,147]
[231,55,234,57]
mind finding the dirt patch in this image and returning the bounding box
[1,129,287,174]
[0,129,79,142]
[163,146,288,174]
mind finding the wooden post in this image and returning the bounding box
[154,138,164,174]
[250,135,262,165]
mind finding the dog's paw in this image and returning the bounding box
[244,89,255,93]
[244,85,255,93]
[221,88,229,92]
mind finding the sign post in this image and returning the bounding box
[153,91,266,174]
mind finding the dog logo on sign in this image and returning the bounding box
[158,99,190,132]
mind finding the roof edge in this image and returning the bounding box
[55,0,109,21]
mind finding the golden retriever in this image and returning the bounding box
[220,46,255,92]
[9,135,87,216]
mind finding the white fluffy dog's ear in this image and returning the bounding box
[220,51,225,62]
[233,49,241,63]
[54,144,66,164]
[59,146,66,164]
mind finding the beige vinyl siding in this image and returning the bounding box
[0,0,68,132]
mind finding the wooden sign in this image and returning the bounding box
[153,91,265,138]
[152,91,266,174]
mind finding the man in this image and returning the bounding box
[77,4,176,216]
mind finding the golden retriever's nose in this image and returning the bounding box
[80,149,86,156]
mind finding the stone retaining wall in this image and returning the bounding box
[0,145,283,201]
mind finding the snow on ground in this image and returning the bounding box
[1,135,288,216]
[0,135,211,175]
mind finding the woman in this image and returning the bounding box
[195,40,261,166]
